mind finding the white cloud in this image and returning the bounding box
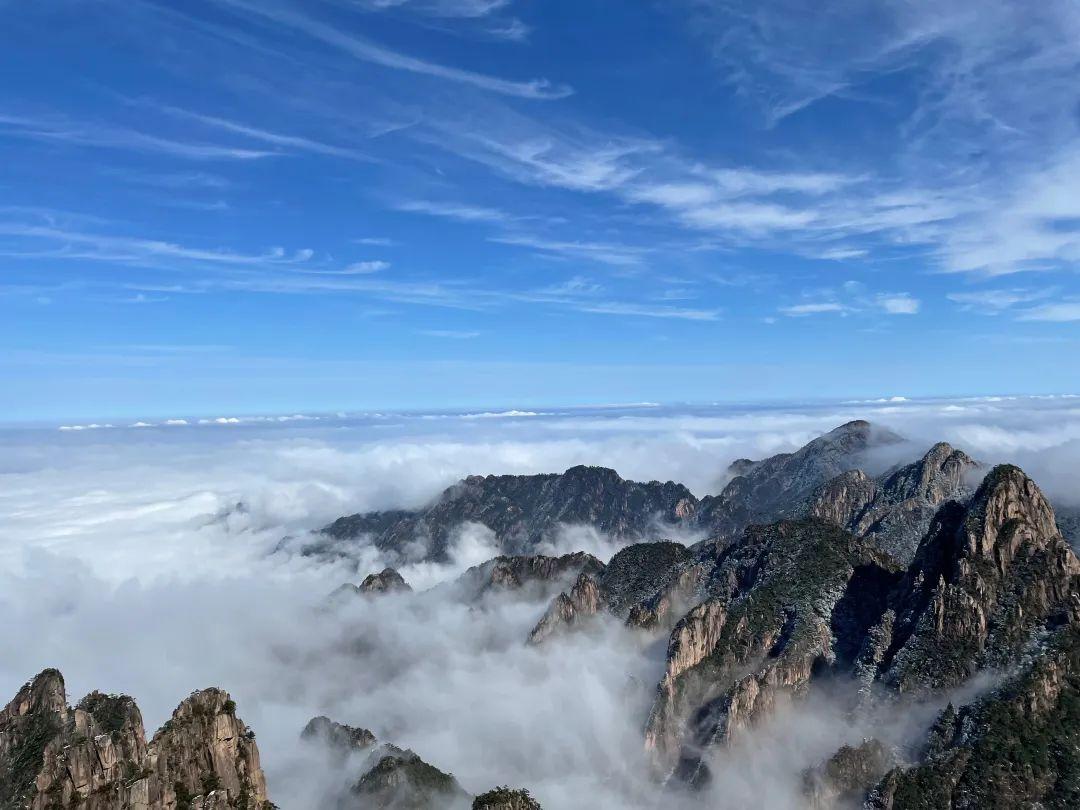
[419,329,482,339]
[1017,301,1080,322]
[0,111,273,160]
[150,103,373,161]
[780,302,847,316]
[212,0,571,99]
[876,293,920,315]
[397,199,516,224]
[947,288,1055,315]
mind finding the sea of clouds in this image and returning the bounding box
[1,395,1078,808]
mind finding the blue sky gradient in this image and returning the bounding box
[2,0,1079,420]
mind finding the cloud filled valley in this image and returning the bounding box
[2,395,1080,808]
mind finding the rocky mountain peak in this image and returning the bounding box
[301,716,376,761]
[0,671,273,810]
[149,687,270,809]
[472,786,543,809]
[1,669,67,724]
[960,464,1063,563]
[351,743,470,809]
[359,567,412,594]
[876,464,1079,692]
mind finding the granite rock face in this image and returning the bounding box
[642,520,899,783]
[642,462,1080,798]
[527,542,697,643]
[449,552,604,604]
[806,441,980,563]
[869,618,1080,809]
[0,670,272,810]
[358,568,412,595]
[871,465,1079,693]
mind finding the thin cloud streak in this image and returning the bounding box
[0,112,273,160]
[212,0,572,99]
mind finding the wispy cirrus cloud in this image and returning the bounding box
[947,288,1056,315]
[147,103,373,161]
[0,222,314,268]
[489,233,648,267]
[357,0,511,18]
[396,199,517,224]
[211,0,569,99]
[780,301,848,316]
[1017,301,1080,323]
[779,283,920,318]
[418,328,482,338]
[0,112,273,160]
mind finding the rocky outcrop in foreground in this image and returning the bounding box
[0,670,272,810]
[869,616,1080,808]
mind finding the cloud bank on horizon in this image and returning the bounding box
[2,0,1079,418]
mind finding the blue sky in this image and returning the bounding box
[2,0,1079,421]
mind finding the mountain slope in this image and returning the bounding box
[692,420,904,542]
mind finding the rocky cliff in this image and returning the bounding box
[641,519,899,783]
[868,616,1080,809]
[806,441,980,563]
[527,541,697,643]
[623,461,1078,792]
[0,671,273,810]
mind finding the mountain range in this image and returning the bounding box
[4,420,1079,809]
